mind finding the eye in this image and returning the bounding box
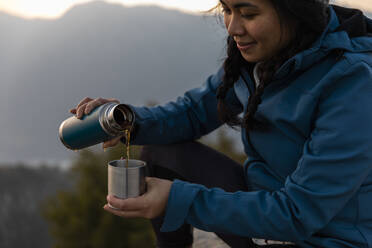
[221,7,232,15]
[241,13,256,19]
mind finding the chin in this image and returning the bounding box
[241,51,269,63]
[242,55,261,63]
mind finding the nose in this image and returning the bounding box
[226,15,245,37]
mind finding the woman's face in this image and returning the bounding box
[221,0,291,62]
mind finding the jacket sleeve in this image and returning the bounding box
[127,67,243,145]
[160,61,372,242]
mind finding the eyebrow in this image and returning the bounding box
[219,0,258,9]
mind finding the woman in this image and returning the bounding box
[70,0,372,247]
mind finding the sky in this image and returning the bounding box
[0,0,371,19]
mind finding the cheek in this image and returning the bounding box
[247,24,263,41]
[224,15,230,30]
[249,19,282,48]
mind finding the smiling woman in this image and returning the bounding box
[89,0,372,247]
[220,0,288,63]
[6,0,372,247]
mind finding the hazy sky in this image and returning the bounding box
[0,0,371,19]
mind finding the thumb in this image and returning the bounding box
[145,177,154,184]
[145,177,157,190]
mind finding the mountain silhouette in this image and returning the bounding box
[0,2,370,165]
[0,1,228,165]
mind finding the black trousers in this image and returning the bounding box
[141,141,297,248]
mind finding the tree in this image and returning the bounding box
[0,164,71,248]
[42,144,155,248]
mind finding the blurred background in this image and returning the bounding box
[0,0,371,247]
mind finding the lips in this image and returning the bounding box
[236,41,256,50]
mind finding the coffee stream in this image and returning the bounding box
[116,129,131,167]
[124,129,131,168]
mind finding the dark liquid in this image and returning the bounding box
[125,129,131,168]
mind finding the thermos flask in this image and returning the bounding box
[59,103,134,150]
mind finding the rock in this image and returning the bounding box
[193,228,229,248]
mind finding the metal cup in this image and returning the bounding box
[108,159,146,208]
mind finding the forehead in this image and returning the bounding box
[219,0,268,9]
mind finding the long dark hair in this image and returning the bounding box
[216,0,329,131]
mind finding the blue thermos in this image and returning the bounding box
[59,103,134,150]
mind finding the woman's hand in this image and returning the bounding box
[70,97,120,118]
[103,177,173,219]
[69,97,123,148]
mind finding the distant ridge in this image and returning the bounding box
[0,1,227,164]
[0,2,370,165]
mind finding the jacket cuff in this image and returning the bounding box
[160,179,201,232]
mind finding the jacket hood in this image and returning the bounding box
[274,5,372,79]
[316,5,372,55]
[333,5,372,38]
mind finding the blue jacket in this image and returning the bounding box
[128,6,372,247]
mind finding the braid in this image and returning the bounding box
[243,64,275,131]
[217,36,245,126]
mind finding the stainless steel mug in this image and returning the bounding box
[59,103,134,150]
[108,159,146,203]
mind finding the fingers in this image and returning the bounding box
[104,178,170,219]
[84,98,108,115]
[72,97,93,119]
[107,195,148,212]
[71,97,120,119]
[103,204,142,218]
[76,103,88,119]
[145,177,153,184]
[77,97,94,108]
[102,135,123,149]
[74,97,93,114]
[145,177,157,189]
[107,98,120,104]
[69,96,92,114]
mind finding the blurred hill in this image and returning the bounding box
[0,164,72,247]
[0,1,227,165]
[1,2,370,165]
